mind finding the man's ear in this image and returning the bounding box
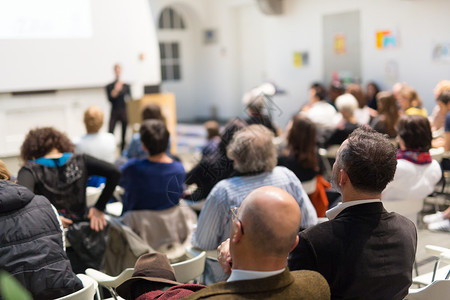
[141,143,147,152]
[289,235,299,253]
[231,222,243,245]
[339,169,349,186]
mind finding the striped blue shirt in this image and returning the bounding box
[192,166,318,250]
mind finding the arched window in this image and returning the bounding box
[158,7,185,81]
[158,7,185,30]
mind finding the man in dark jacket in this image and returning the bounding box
[289,126,417,300]
[0,161,82,299]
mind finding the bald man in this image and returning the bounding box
[185,186,329,300]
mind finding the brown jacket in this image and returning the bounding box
[184,269,330,299]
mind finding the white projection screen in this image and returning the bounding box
[0,0,161,92]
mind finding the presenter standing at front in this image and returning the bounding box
[106,64,131,152]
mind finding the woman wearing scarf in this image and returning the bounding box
[382,115,441,223]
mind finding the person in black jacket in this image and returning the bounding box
[289,126,417,300]
[17,127,121,273]
[0,160,83,299]
[106,64,131,152]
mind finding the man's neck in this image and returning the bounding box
[232,254,286,272]
[341,189,381,203]
[148,153,172,163]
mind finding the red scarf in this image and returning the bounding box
[397,149,432,165]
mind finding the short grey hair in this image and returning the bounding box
[227,125,277,173]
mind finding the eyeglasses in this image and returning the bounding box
[230,206,244,234]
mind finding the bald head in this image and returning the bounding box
[239,186,301,257]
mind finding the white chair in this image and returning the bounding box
[85,268,134,300]
[301,177,317,195]
[55,274,99,300]
[406,279,450,299]
[383,198,425,226]
[171,251,206,283]
[413,245,450,285]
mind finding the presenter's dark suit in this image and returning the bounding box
[184,269,330,299]
[106,81,131,152]
[288,202,417,300]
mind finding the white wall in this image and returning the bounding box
[149,0,450,126]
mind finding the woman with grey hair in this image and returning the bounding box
[227,124,278,175]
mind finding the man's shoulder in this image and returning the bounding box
[184,270,330,300]
[290,270,330,298]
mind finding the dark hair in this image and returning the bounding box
[376,91,399,137]
[438,89,450,105]
[311,83,327,101]
[397,115,432,152]
[346,83,366,109]
[337,125,397,194]
[218,118,247,153]
[288,115,319,172]
[140,120,169,156]
[142,104,165,122]
[366,81,380,95]
[20,127,74,161]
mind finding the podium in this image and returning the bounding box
[127,93,177,153]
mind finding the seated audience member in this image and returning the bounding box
[187,186,330,300]
[120,119,185,213]
[301,83,340,143]
[366,81,380,110]
[346,83,374,125]
[116,253,205,300]
[327,81,345,108]
[278,114,322,182]
[17,127,120,272]
[75,105,116,163]
[75,105,117,187]
[17,127,120,230]
[245,95,278,136]
[202,120,221,158]
[184,119,246,201]
[423,207,450,232]
[123,104,167,159]
[398,85,428,117]
[370,91,399,138]
[429,80,450,134]
[435,90,450,151]
[0,160,83,299]
[192,125,317,251]
[382,115,441,209]
[324,93,358,148]
[288,126,417,299]
[192,125,317,283]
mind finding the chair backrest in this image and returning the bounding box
[382,198,424,226]
[171,251,206,283]
[406,279,450,299]
[54,274,98,300]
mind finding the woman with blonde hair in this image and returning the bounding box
[398,86,428,117]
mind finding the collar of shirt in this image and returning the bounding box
[227,268,285,282]
[325,199,381,220]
